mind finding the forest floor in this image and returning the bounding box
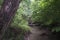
[25,26,49,40]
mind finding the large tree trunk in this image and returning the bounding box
[0,0,21,40]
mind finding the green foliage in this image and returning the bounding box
[31,0,60,32]
[3,27,25,40]
[1,0,31,40]
[6,0,31,40]
[0,0,3,5]
[52,27,60,32]
[0,0,3,8]
[11,1,31,32]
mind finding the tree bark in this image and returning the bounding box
[0,0,21,40]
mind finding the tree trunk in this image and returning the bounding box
[0,0,21,40]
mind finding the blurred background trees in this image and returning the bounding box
[31,0,60,32]
[0,0,60,40]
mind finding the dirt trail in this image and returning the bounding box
[26,27,49,40]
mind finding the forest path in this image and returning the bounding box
[26,26,49,40]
